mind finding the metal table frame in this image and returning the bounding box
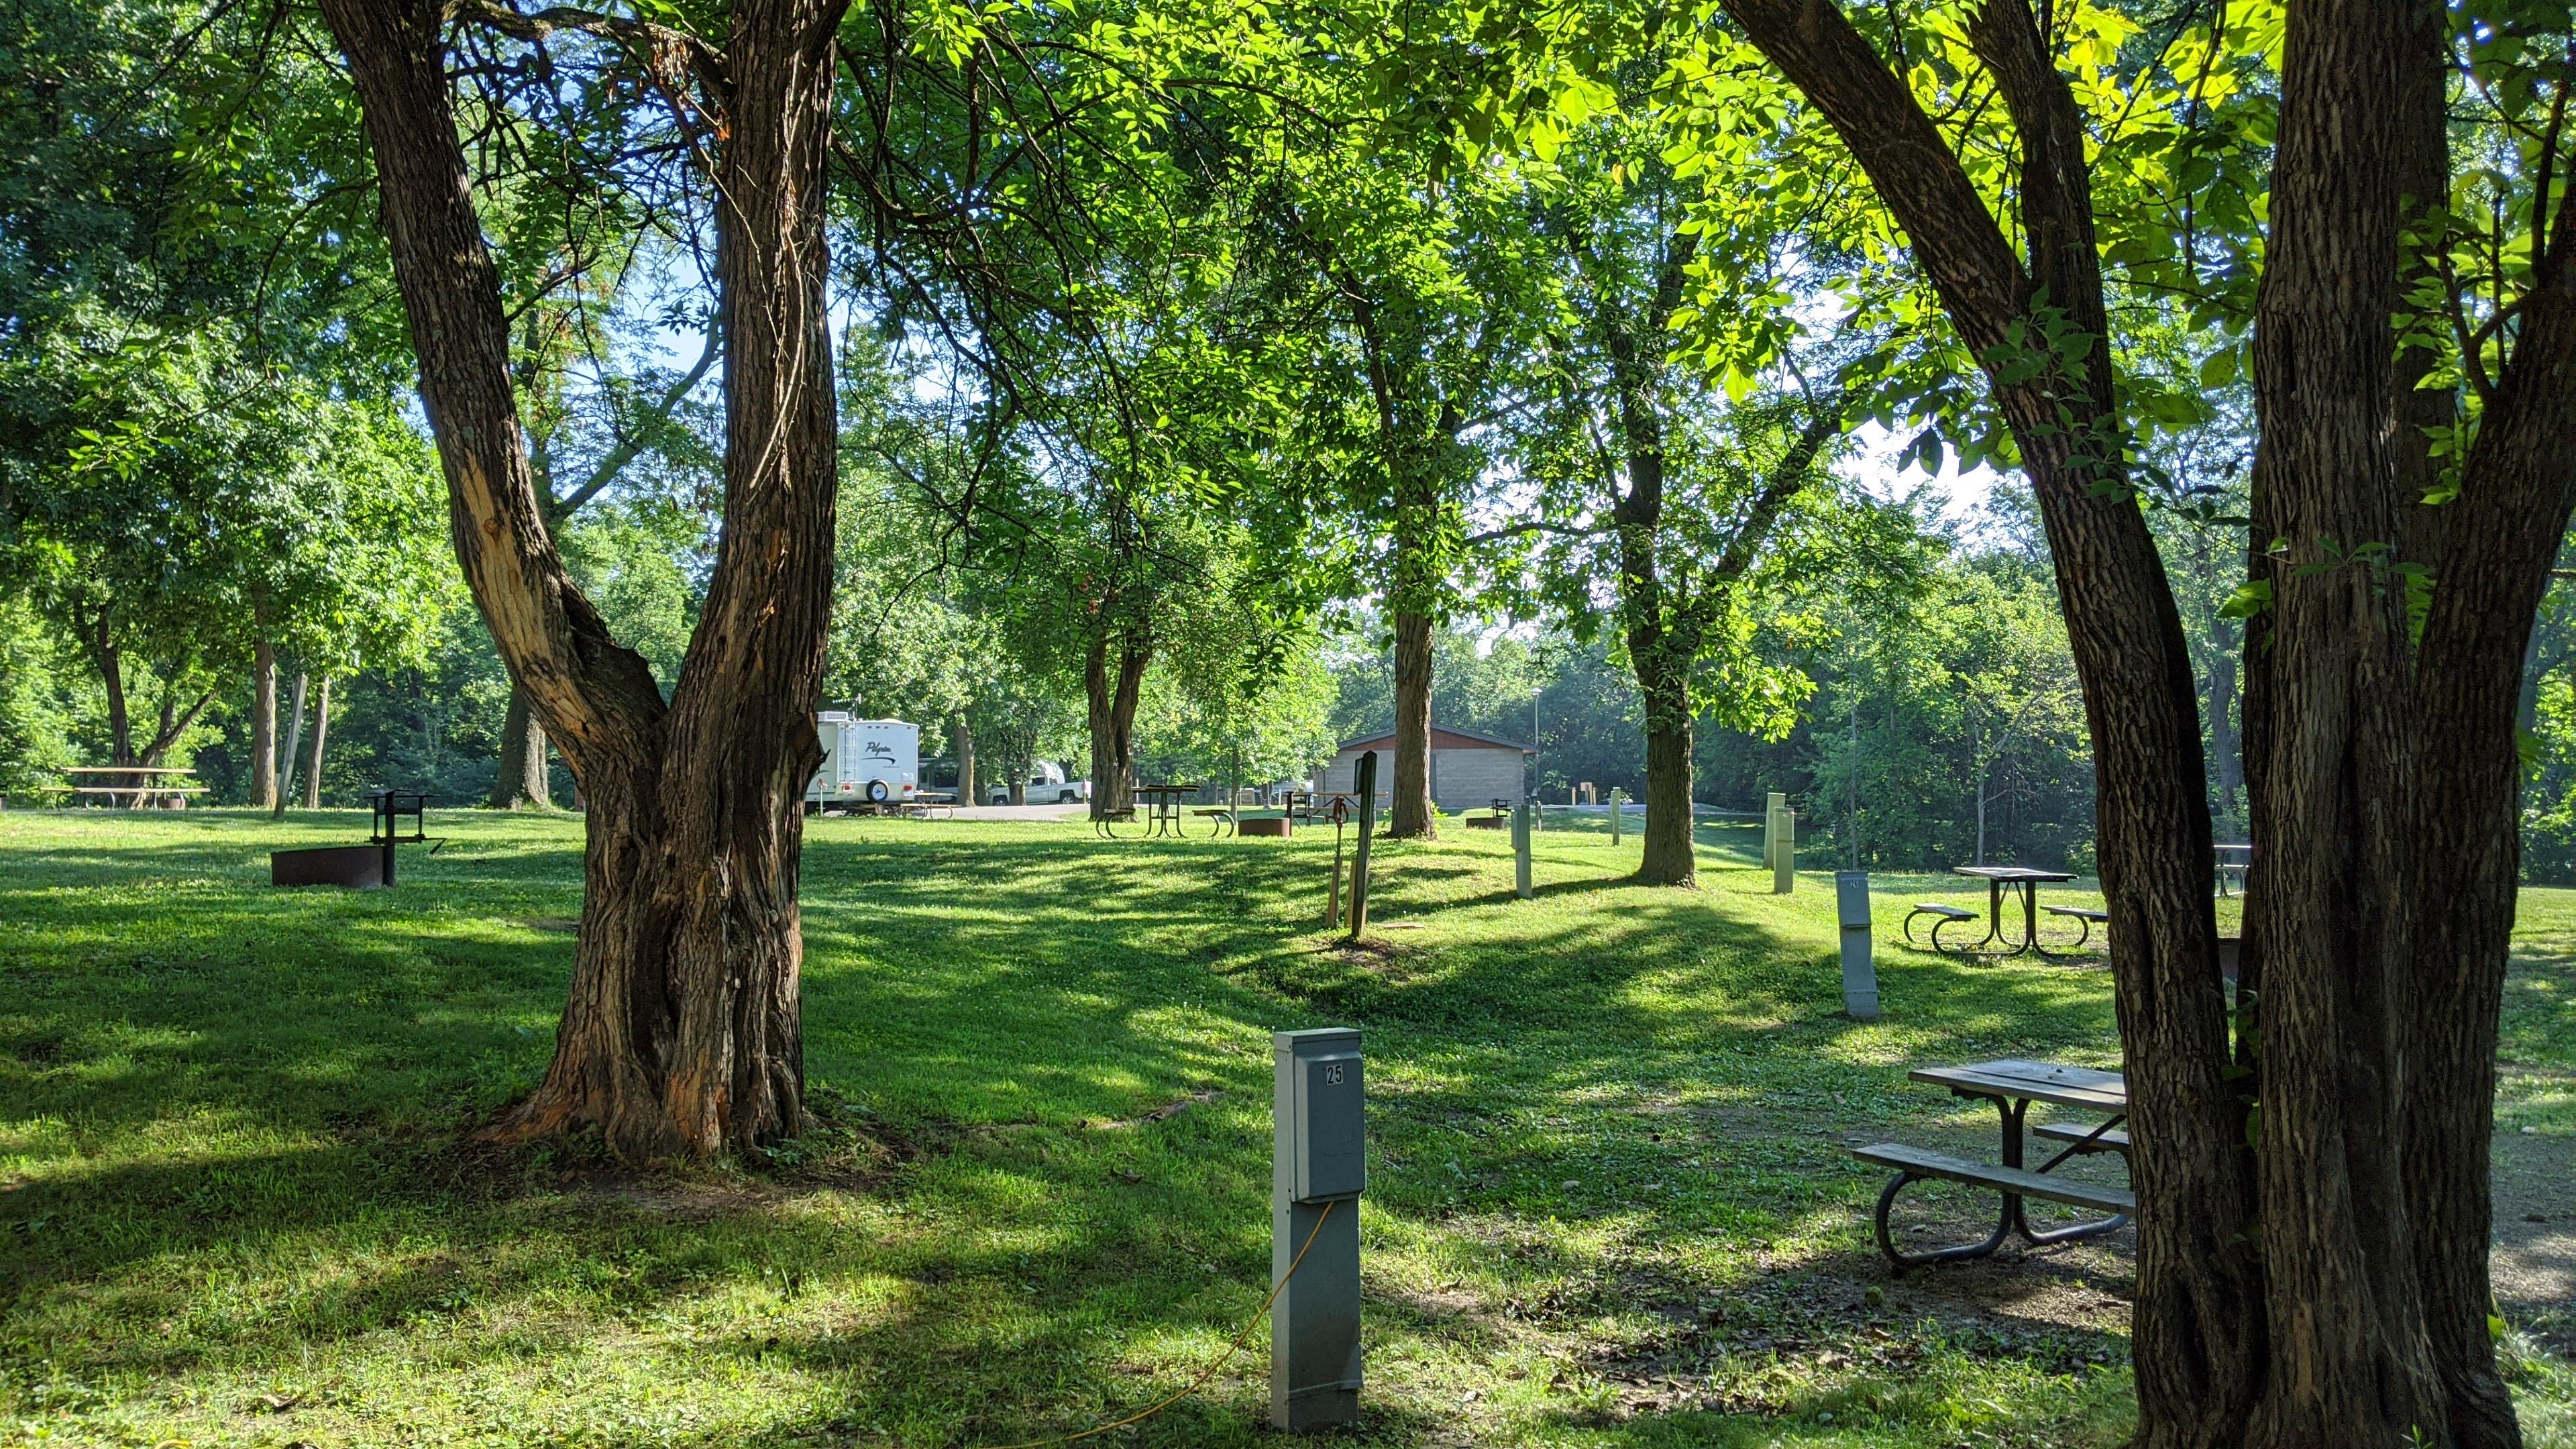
[1132,784,1203,839]
[1874,1059,2133,1268]
[1945,865,2078,957]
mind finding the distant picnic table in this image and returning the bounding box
[2214,842,2253,896]
[1132,784,1204,839]
[1907,864,2102,955]
[1851,1058,2134,1271]
[60,765,206,810]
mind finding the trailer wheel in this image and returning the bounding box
[866,780,891,804]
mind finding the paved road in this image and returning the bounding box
[943,802,1089,822]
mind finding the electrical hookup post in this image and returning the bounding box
[1764,791,1796,894]
[1273,1028,1364,1431]
[1835,870,1880,1019]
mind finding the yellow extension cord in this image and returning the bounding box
[981,1198,1339,1449]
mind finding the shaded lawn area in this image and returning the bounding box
[0,809,2568,1448]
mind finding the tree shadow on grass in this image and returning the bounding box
[1,812,2140,1447]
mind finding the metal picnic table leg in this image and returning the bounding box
[1873,1093,2023,1271]
[2012,1111,2133,1246]
[1970,877,2004,951]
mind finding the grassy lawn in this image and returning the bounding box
[1,808,2569,1448]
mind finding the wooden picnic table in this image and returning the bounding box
[1851,1058,2134,1271]
[2214,841,2253,896]
[60,766,206,809]
[1287,790,1358,826]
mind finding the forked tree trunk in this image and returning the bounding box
[2400,265,2576,1449]
[302,677,331,809]
[488,686,551,808]
[252,641,278,810]
[1716,1,2262,1441]
[323,0,849,1159]
[274,669,308,818]
[1389,606,1435,836]
[1085,632,1148,818]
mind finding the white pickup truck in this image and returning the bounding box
[806,714,918,810]
[987,761,1090,804]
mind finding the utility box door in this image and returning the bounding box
[1293,1051,1366,1202]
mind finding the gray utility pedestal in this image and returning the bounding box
[1273,1027,1364,1432]
[1836,870,1880,1018]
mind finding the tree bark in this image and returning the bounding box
[252,641,278,810]
[302,676,331,810]
[323,0,849,1160]
[2396,111,2576,1449]
[2244,0,2457,1435]
[1637,672,1696,885]
[488,685,552,808]
[955,718,975,804]
[274,669,309,818]
[1085,631,1148,818]
[80,604,136,767]
[1389,606,1435,835]
[1715,1,2260,1442]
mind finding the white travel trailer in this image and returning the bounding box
[806,714,918,810]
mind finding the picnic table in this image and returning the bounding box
[60,765,207,809]
[2214,841,2253,896]
[1132,784,1205,839]
[1905,864,2102,955]
[1287,790,1358,826]
[1851,1058,2135,1271]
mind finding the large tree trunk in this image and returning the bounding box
[2243,0,2453,1436]
[1636,672,1696,885]
[488,685,551,808]
[302,677,331,809]
[252,641,278,810]
[323,0,848,1160]
[1715,1,2261,1442]
[1389,606,1435,836]
[1085,632,1148,818]
[955,718,975,804]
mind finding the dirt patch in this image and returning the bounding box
[1092,1089,1223,1131]
[2493,1128,2576,1325]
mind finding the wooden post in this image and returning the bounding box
[1327,819,1344,927]
[1513,796,1533,900]
[1347,752,1379,938]
[1609,788,1623,845]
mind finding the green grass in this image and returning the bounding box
[0,808,2567,1447]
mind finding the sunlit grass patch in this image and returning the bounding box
[0,807,2569,1446]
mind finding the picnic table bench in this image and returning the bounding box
[1851,1059,2133,1271]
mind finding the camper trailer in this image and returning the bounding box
[806,714,918,812]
